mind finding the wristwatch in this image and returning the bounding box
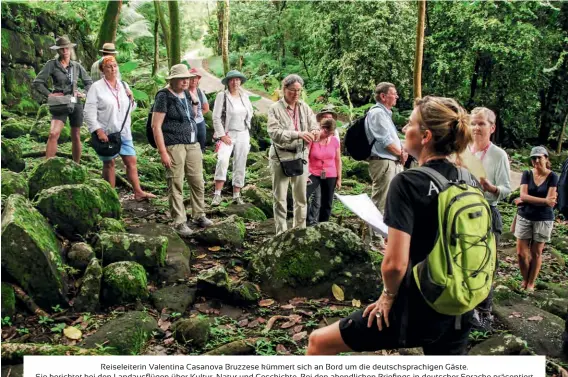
[383,287,397,298]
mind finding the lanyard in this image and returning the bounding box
[104,78,120,110]
[178,93,191,121]
[470,142,491,161]
[286,105,299,131]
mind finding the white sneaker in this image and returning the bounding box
[174,223,193,237]
[233,196,245,205]
[194,216,213,228]
[211,194,223,206]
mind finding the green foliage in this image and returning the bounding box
[2,317,12,326]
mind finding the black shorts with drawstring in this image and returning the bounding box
[338,282,473,355]
[51,102,83,128]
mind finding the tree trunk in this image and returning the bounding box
[413,0,426,100]
[1,343,110,364]
[217,1,224,56]
[168,0,181,69]
[155,0,171,66]
[95,1,122,50]
[221,0,230,75]
[467,55,481,108]
[557,112,568,154]
[152,15,159,76]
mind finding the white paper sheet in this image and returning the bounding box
[335,193,388,238]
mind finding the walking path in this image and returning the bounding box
[183,51,523,191]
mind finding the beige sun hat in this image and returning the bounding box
[50,36,77,50]
[99,42,118,55]
[316,104,338,122]
[166,64,196,80]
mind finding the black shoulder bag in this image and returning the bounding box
[273,104,307,177]
[91,82,132,157]
[47,61,78,116]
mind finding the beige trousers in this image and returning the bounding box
[368,159,403,213]
[166,144,205,225]
[270,160,308,235]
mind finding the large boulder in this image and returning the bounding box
[1,170,28,198]
[129,223,191,284]
[241,185,273,217]
[93,232,168,268]
[67,242,95,271]
[218,203,267,222]
[28,157,88,199]
[151,285,196,314]
[98,218,126,233]
[193,215,245,248]
[81,311,158,355]
[252,222,381,301]
[30,120,70,143]
[86,178,122,219]
[101,261,148,306]
[342,157,371,183]
[493,302,565,358]
[172,317,210,348]
[1,139,25,172]
[1,195,67,308]
[34,184,107,240]
[1,283,16,318]
[196,266,261,306]
[469,334,529,355]
[73,258,102,313]
[1,119,29,138]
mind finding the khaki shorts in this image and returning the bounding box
[514,215,553,243]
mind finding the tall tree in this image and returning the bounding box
[152,14,159,77]
[216,1,224,56]
[168,0,181,68]
[222,0,230,75]
[96,1,122,50]
[155,0,171,66]
[414,0,426,99]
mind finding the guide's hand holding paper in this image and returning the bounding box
[335,193,388,238]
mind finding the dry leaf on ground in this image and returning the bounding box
[332,284,345,301]
[292,331,308,342]
[527,315,543,321]
[63,326,82,340]
[259,299,275,307]
[280,304,295,310]
[208,246,221,252]
[352,299,361,308]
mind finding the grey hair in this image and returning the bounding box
[374,82,395,102]
[55,47,77,61]
[471,107,496,125]
[281,74,304,90]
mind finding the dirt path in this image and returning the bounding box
[183,50,275,115]
[510,170,522,191]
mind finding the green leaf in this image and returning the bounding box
[119,61,139,75]
[249,95,262,102]
[131,88,149,101]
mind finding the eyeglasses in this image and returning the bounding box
[286,88,302,93]
[531,156,544,161]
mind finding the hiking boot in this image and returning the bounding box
[194,216,213,228]
[472,310,493,333]
[211,194,223,206]
[174,222,193,238]
[233,196,245,205]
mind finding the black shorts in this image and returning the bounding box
[339,286,473,355]
[51,102,83,128]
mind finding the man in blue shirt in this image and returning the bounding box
[364,82,407,213]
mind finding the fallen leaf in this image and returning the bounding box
[247,320,259,328]
[289,297,307,305]
[264,315,286,333]
[281,320,297,329]
[257,317,267,324]
[527,315,543,322]
[195,254,207,259]
[292,325,303,333]
[159,321,171,331]
[208,246,221,252]
[237,319,249,327]
[276,344,289,354]
[259,299,275,307]
[292,331,307,342]
[511,312,522,318]
[63,326,82,340]
[280,304,295,310]
[352,299,361,308]
[296,310,314,316]
[331,284,345,301]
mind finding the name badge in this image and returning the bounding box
[70,97,77,103]
[190,131,196,144]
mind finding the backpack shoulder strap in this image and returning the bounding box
[456,166,477,187]
[415,166,450,191]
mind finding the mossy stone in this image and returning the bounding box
[30,120,70,143]
[130,118,148,144]
[1,139,25,173]
[193,215,245,248]
[252,222,381,301]
[242,186,273,217]
[80,311,157,355]
[196,266,231,298]
[172,317,211,348]
[230,282,261,305]
[342,157,371,183]
[73,258,102,313]
[101,261,148,306]
[67,242,95,271]
[202,151,217,175]
[93,232,168,268]
[1,119,29,138]
[1,283,16,318]
[1,195,67,309]
[1,170,29,198]
[87,178,122,219]
[34,184,104,240]
[98,218,126,233]
[137,161,165,183]
[151,285,196,314]
[28,157,88,199]
[219,203,267,222]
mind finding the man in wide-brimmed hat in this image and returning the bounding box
[32,36,92,163]
[307,104,342,226]
[90,42,120,81]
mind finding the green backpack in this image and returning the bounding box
[413,166,496,316]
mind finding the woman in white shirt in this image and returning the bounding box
[211,70,253,205]
[84,55,155,201]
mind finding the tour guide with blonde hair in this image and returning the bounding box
[308,96,477,355]
[267,74,320,235]
[151,64,213,237]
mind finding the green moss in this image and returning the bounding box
[202,152,217,174]
[102,262,148,305]
[1,169,29,197]
[172,317,211,348]
[98,218,125,233]
[231,281,261,304]
[1,139,25,172]
[1,120,30,138]
[236,217,246,238]
[28,157,88,198]
[31,120,70,143]
[242,206,267,222]
[1,282,16,318]
[87,178,121,219]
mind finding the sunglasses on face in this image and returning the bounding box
[531,156,544,161]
